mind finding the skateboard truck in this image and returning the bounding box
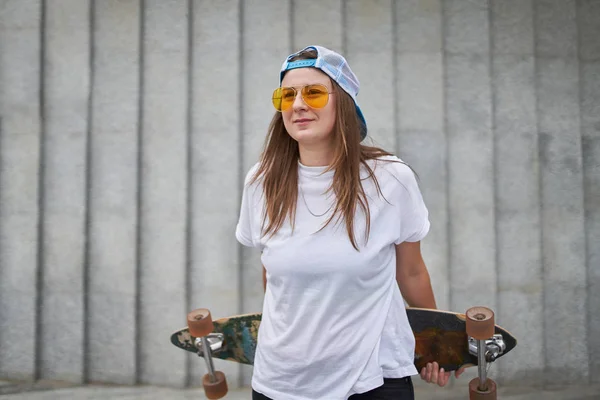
[187,309,228,400]
[194,333,225,357]
[194,333,225,387]
[466,306,498,400]
[468,334,506,362]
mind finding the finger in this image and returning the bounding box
[430,362,439,383]
[438,368,450,386]
[420,367,427,380]
[441,369,452,387]
[455,366,466,378]
[426,363,433,382]
[437,368,444,386]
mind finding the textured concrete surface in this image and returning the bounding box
[491,0,543,385]
[138,0,189,388]
[41,0,90,383]
[444,0,497,313]
[536,0,588,386]
[88,0,140,386]
[347,0,396,152]
[0,0,42,381]
[579,0,600,384]
[395,0,449,310]
[187,0,244,390]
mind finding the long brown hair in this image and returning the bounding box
[250,49,394,250]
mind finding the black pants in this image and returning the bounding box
[252,377,414,400]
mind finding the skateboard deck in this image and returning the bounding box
[170,307,517,372]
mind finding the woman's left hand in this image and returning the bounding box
[420,362,465,387]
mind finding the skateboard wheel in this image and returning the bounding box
[466,306,495,340]
[469,377,497,399]
[187,308,214,338]
[203,371,228,399]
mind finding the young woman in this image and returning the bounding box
[236,45,463,400]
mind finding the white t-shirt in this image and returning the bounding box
[235,155,430,400]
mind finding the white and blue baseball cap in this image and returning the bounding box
[279,45,368,141]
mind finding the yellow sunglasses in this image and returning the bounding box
[272,84,333,112]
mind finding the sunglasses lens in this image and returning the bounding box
[302,84,329,109]
[272,87,297,111]
[280,88,296,111]
[272,87,283,111]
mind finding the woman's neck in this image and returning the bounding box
[298,144,334,167]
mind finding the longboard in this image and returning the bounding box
[170,307,517,372]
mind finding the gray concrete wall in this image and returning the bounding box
[0,0,598,390]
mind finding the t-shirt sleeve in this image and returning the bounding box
[235,164,261,248]
[392,163,430,244]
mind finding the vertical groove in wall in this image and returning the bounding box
[532,0,547,383]
[184,0,193,388]
[488,0,500,324]
[34,0,47,381]
[392,0,399,156]
[290,0,295,51]
[440,0,452,311]
[341,0,347,55]
[134,0,145,385]
[575,0,591,384]
[236,0,245,388]
[82,0,96,383]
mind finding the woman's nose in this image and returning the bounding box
[292,90,308,111]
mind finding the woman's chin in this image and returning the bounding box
[290,129,328,145]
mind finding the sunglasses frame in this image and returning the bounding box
[272,83,333,112]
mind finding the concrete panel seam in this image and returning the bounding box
[488,0,500,341]
[82,0,95,383]
[341,0,347,55]
[237,0,245,388]
[532,0,550,385]
[576,0,592,385]
[392,0,399,156]
[34,0,47,382]
[441,0,453,312]
[184,0,194,388]
[290,0,295,52]
[134,0,146,385]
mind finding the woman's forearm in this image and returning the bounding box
[397,268,437,309]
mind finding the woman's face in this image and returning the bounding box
[280,68,337,148]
